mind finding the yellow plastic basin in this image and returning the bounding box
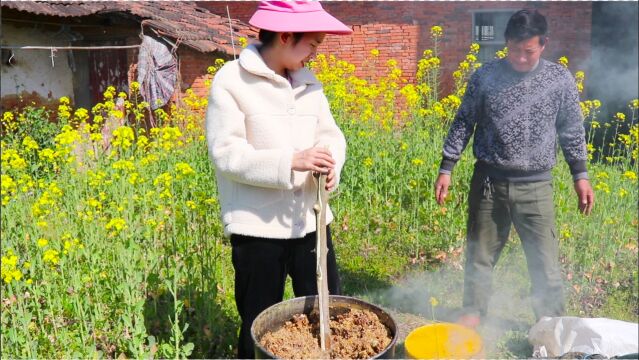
[404,323,483,359]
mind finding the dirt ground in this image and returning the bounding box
[260,308,392,359]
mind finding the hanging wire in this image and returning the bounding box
[226,5,237,59]
[0,45,141,50]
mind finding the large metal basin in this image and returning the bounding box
[251,295,398,359]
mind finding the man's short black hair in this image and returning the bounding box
[258,30,305,48]
[504,9,548,45]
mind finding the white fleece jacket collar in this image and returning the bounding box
[239,44,319,88]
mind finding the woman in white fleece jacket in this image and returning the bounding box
[205,2,352,357]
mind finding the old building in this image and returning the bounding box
[1,1,256,110]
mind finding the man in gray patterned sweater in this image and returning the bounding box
[434,9,594,327]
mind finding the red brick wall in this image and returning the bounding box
[331,23,420,84]
[201,1,258,21]
[178,48,212,97]
[199,1,592,94]
[177,49,231,99]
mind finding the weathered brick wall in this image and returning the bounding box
[201,1,257,23]
[199,1,592,95]
[176,49,233,99]
[178,48,211,97]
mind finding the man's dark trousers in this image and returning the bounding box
[463,169,565,320]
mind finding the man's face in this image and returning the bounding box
[506,35,546,72]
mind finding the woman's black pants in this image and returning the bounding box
[230,226,341,359]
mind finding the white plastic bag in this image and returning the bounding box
[529,316,639,358]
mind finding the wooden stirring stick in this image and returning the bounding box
[314,173,331,354]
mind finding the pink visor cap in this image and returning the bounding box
[249,1,353,35]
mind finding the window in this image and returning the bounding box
[472,10,516,63]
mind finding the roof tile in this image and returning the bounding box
[1,1,257,54]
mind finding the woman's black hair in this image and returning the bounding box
[504,9,548,45]
[258,30,305,48]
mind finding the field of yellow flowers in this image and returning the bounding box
[2,28,637,358]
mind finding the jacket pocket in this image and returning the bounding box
[234,183,283,209]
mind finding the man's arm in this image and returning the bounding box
[435,71,481,204]
[556,71,594,215]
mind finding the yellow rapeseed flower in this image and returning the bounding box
[558,56,569,68]
[112,159,136,173]
[2,111,17,132]
[238,37,248,48]
[1,174,17,205]
[623,170,637,182]
[55,125,81,146]
[90,132,103,142]
[87,198,102,210]
[2,111,14,122]
[594,182,610,194]
[103,86,116,100]
[2,149,27,170]
[1,251,23,283]
[105,217,127,235]
[130,81,140,93]
[140,153,159,166]
[159,188,172,199]
[112,126,135,150]
[128,172,141,185]
[108,109,124,119]
[22,136,39,151]
[175,162,195,178]
[430,25,443,38]
[43,249,60,265]
[495,47,508,59]
[575,71,585,93]
[154,172,172,187]
[74,108,90,123]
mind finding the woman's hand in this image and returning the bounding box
[325,168,336,191]
[292,147,335,173]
